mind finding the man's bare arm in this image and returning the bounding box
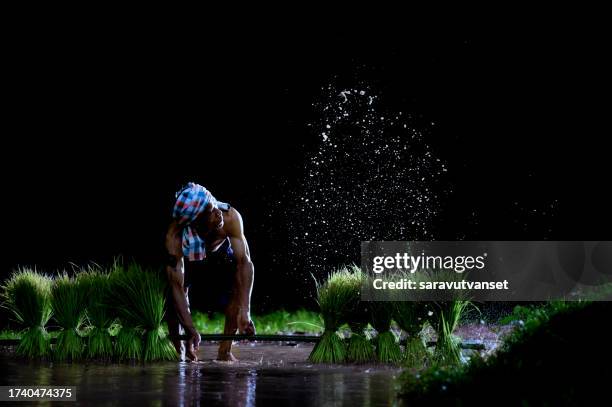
[227,209,255,333]
[166,256,196,333]
[165,222,200,360]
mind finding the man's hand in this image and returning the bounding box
[186,330,201,361]
[237,308,256,335]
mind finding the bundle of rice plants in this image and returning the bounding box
[420,269,472,367]
[370,301,402,364]
[78,268,115,360]
[115,325,143,361]
[108,264,176,362]
[346,319,375,363]
[387,269,430,367]
[428,300,470,367]
[108,267,142,361]
[1,269,53,358]
[393,301,428,368]
[51,273,87,361]
[345,267,375,363]
[308,266,361,363]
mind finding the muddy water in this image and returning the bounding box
[0,343,401,406]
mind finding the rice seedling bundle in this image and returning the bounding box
[1,269,53,358]
[421,269,472,366]
[78,269,115,360]
[387,269,430,367]
[393,301,428,368]
[428,300,470,366]
[308,266,362,363]
[51,273,88,361]
[344,267,375,363]
[346,319,375,363]
[108,264,176,362]
[108,267,142,361]
[114,325,142,361]
[370,301,403,364]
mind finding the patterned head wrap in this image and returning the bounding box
[172,182,215,261]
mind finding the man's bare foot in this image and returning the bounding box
[217,352,238,362]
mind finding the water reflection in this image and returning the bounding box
[0,354,397,406]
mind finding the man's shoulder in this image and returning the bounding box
[226,207,243,224]
[165,221,183,255]
[223,207,244,235]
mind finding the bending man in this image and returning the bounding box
[165,182,255,361]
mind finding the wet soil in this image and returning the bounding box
[0,324,513,406]
[0,343,399,406]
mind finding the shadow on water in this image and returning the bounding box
[0,353,398,406]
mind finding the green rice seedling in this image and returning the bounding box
[308,329,346,363]
[404,331,429,368]
[1,269,53,358]
[108,266,142,361]
[286,309,323,334]
[370,301,403,364]
[394,301,428,368]
[137,267,177,362]
[51,273,87,362]
[252,309,325,334]
[114,326,142,361]
[388,269,430,367]
[428,300,470,366]
[0,329,21,340]
[252,310,291,334]
[346,320,375,363]
[108,264,176,362]
[192,309,323,334]
[78,269,115,360]
[344,267,374,363]
[308,267,362,363]
[143,325,176,362]
[191,311,225,334]
[414,269,472,367]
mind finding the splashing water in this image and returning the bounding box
[281,84,449,280]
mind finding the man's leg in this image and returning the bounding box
[214,241,241,361]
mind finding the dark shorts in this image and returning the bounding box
[183,238,237,312]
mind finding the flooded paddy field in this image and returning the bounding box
[1,342,400,406]
[0,323,511,406]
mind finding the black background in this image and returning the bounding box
[2,18,610,312]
